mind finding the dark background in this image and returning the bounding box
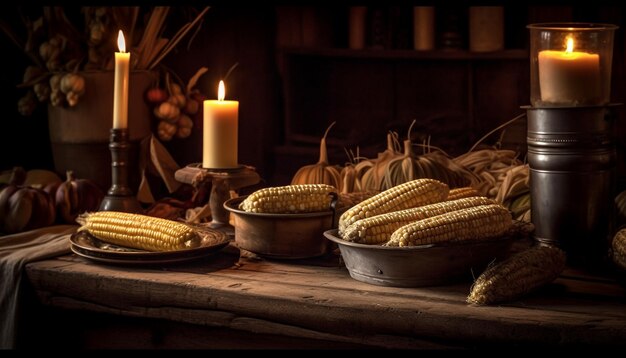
[1,4,625,192]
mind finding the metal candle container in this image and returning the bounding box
[526,23,619,269]
[526,106,618,268]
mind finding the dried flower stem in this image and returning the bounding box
[135,7,170,69]
[147,6,210,70]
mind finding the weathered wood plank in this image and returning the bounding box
[33,294,454,349]
[25,252,626,348]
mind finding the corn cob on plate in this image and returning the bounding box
[71,212,230,264]
[323,221,531,287]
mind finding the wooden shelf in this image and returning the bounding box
[279,46,529,61]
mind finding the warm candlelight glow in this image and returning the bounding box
[203,80,239,168]
[117,30,126,53]
[218,80,225,101]
[537,34,600,105]
[565,37,573,54]
[113,30,130,129]
[528,23,617,107]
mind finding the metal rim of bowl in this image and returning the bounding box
[224,196,334,219]
[323,228,518,251]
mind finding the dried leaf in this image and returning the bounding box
[135,6,169,69]
[149,135,181,193]
[186,67,208,93]
[137,136,156,204]
[147,6,210,70]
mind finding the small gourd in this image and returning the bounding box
[0,170,56,234]
[54,171,104,224]
[60,73,86,95]
[146,88,168,104]
[154,101,180,122]
[176,115,193,139]
[157,120,178,141]
[291,121,342,191]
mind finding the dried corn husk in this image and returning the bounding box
[360,131,402,191]
[454,148,523,198]
[420,151,477,189]
[339,148,362,194]
[382,120,420,190]
[495,164,531,222]
[416,153,471,189]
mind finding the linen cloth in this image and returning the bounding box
[0,225,77,349]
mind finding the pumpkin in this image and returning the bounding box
[53,171,104,224]
[0,184,55,234]
[291,121,342,191]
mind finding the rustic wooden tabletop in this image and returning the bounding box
[23,241,626,349]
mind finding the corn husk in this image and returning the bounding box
[382,121,419,190]
[360,131,401,191]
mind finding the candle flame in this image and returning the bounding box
[117,30,126,53]
[218,80,225,101]
[565,37,574,54]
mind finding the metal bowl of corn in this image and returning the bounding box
[324,221,531,287]
[223,196,336,259]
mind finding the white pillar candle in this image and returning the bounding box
[113,30,130,129]
[538,37,601,105]
[203,80,239,168]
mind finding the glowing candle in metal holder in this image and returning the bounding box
[526,23,619,270]
[528,23,617,107]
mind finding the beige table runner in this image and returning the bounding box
[0,225,77,349]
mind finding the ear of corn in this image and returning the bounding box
[342,196,495,244]
[338,178,449,235]
[76,211,201,252]
[612,228,626,270]
[467,244,566,305]
[447,187,480,201]
[239,184,337,214]
[385,203,512,247]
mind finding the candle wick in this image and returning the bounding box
[565,37,574,54]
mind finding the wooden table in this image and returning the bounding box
[23,241,626,349]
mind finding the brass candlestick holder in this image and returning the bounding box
[175,164,261,236]
[99,128,143,213]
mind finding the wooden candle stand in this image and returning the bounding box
[99,128,143,213]
[175,164,261,236]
